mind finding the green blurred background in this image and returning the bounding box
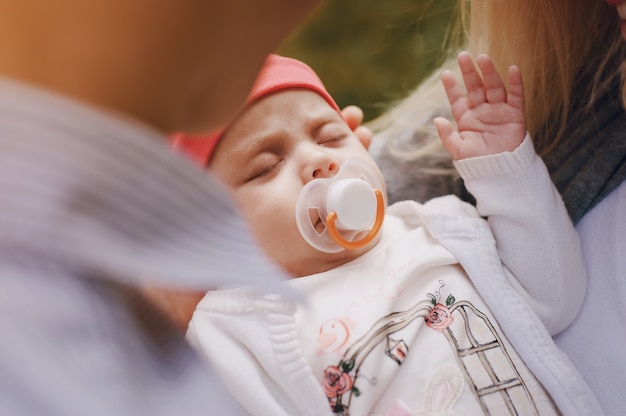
[277,0,459,122]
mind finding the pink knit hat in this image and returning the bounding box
[171,54,342,166]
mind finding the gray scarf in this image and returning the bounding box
[541,77,626,224]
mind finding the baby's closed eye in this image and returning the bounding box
[316,122,351,146]
[247,156,284,181]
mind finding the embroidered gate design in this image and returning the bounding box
[322,295,540,415]
[442,300,539,415]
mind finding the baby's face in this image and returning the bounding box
[209,89,384,277]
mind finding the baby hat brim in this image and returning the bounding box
[171,54,342,166]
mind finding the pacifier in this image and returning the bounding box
[295,158,386,253]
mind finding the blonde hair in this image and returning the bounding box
[369,0,626,201]
[465,0,626,155]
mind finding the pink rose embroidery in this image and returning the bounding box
[322,365,353,398]
[425,303,454,331]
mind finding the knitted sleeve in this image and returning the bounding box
[453,135,586,335]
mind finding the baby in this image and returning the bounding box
[172,54,596,415]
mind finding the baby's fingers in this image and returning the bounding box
[434,117,462,160]
[506,65,524,112]
[476,54,506,103]
[441,70,468,121]
[458,51,486,107]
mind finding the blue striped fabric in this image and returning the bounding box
[0,76,290,291]
[0,76,292,415]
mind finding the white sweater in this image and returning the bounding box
[188,136,602,415]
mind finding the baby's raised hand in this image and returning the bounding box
[434,52,525,160]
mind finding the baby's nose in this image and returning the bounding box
[312,161,339,179]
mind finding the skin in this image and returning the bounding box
[0,0,321,134]
[154,52,525,329]
[210,89,382,277]
[341,105,373,147]
[211,52,524,278]
[435,52,526,159]
[147,104,372,329]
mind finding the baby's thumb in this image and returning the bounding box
[433,117,452,140]
[433,117,461,159]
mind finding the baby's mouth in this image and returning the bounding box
[309,208,326,235]
[314,219,325,234]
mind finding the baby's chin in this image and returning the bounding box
[286,239,378,278]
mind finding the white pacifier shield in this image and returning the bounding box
[295,158,385,253]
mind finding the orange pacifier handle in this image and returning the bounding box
[326,189,385,250]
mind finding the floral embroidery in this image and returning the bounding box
[425,303,454,331]
[323,365,353,397]
[322,359,360,413]
[318,279,541,415]
[425,285,455,331]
